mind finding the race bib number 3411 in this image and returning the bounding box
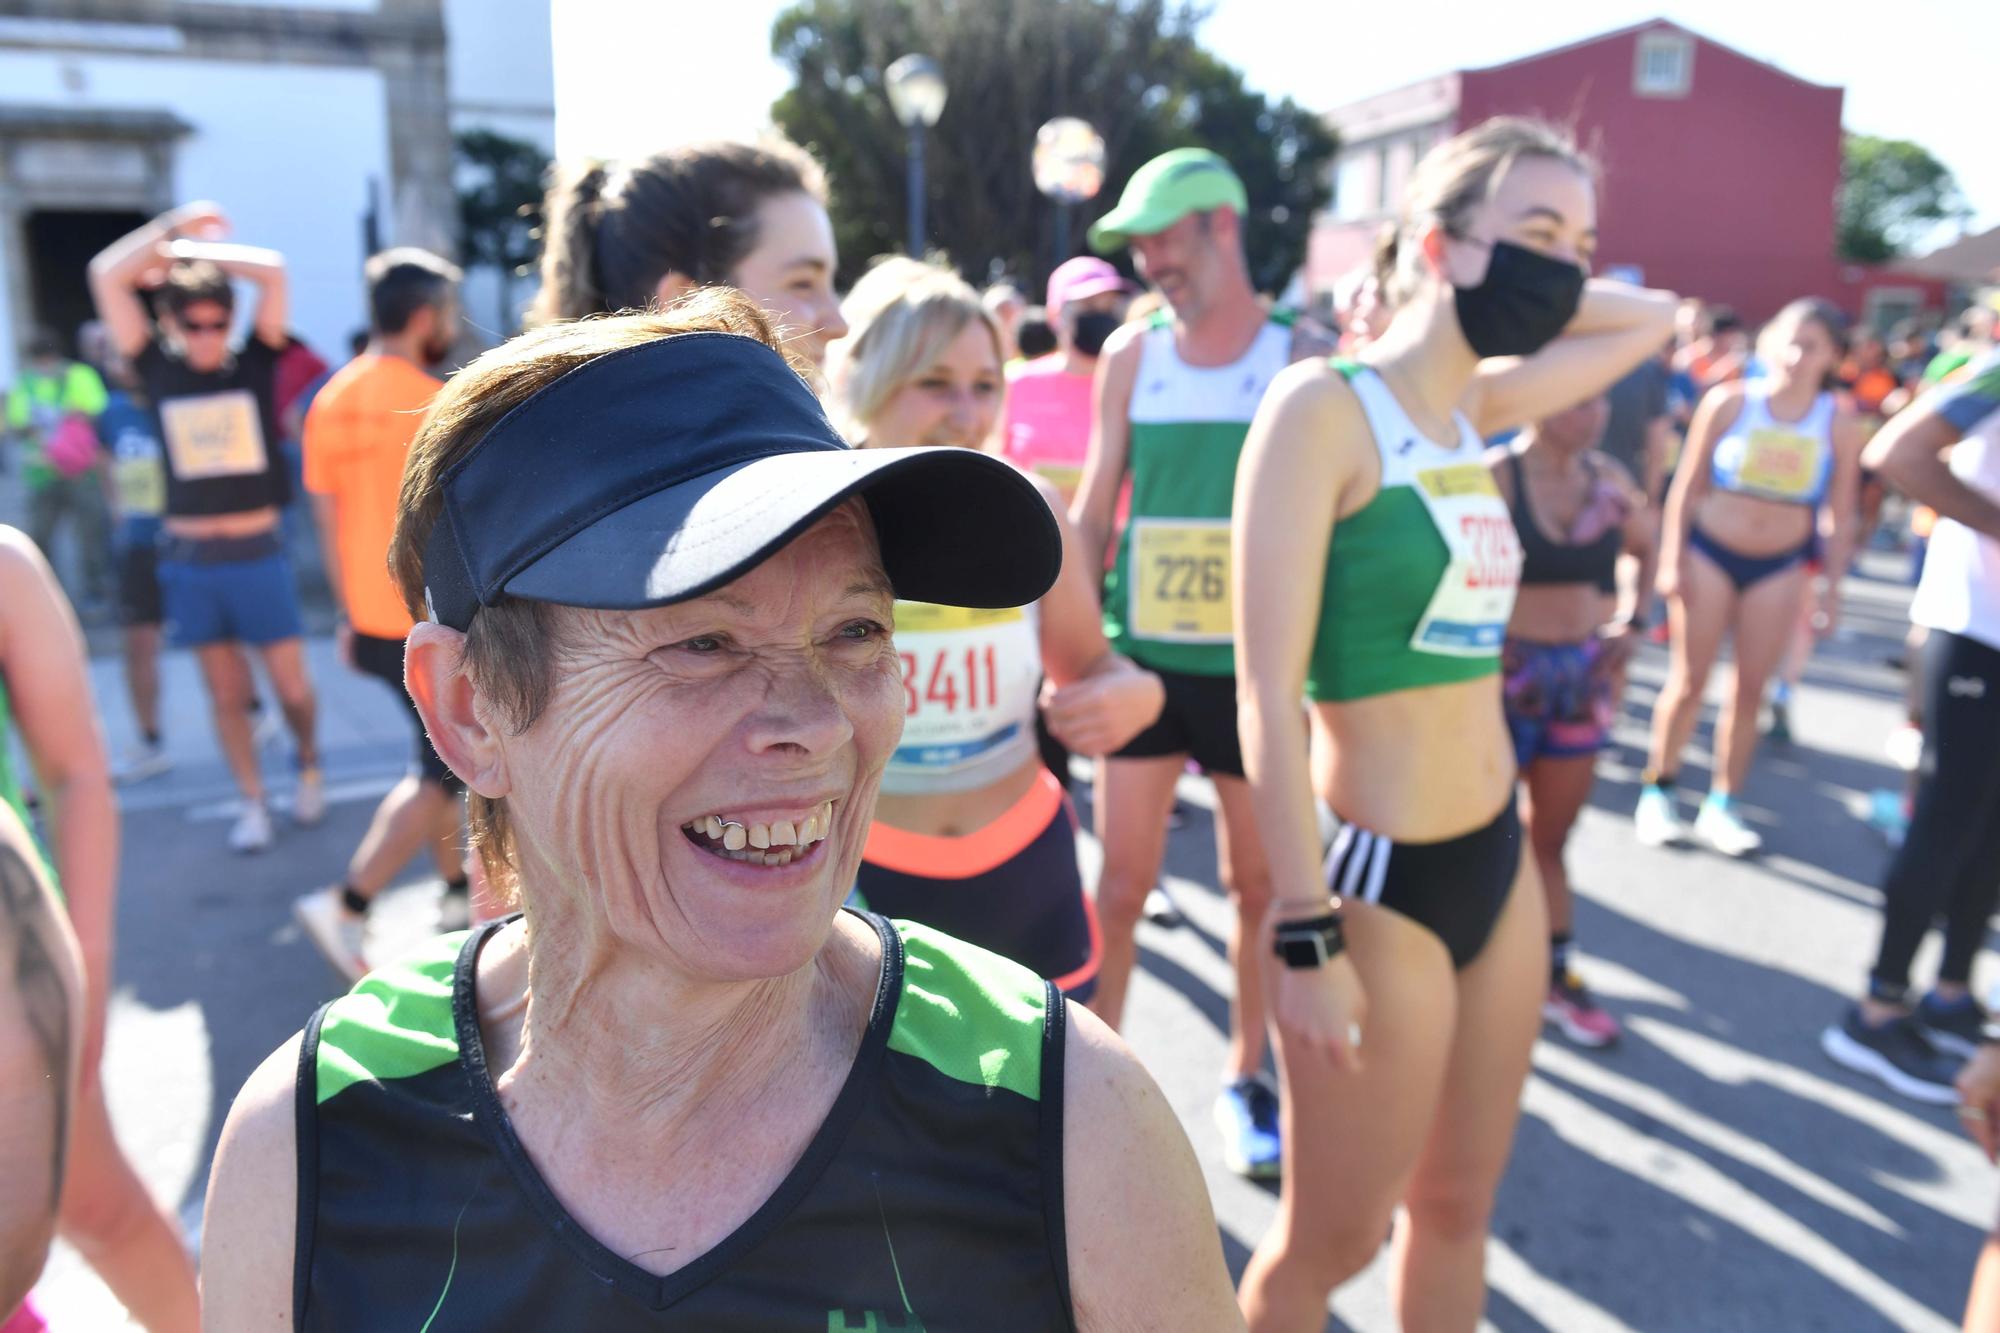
[1130,518,1232,644]
[1408,465,1522,657]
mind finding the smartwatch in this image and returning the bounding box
[1272,911,1346,969]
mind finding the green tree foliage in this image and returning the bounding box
[769,0,1336,295]
[1837,133,1970,264]
[455,129,551,332]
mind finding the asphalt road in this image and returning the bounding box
[27,552,1992,1331]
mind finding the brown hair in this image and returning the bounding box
[532,139,826,324]
[160,261,234,317]
[1757,297,1851,389]
[388,289,813,902]
[1388,117,1596,306]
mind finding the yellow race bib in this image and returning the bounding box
[113,455,166,516]
[1736,428,1819,500]
[1130,518,1232,644]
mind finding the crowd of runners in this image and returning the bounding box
[2,110,1999,1332]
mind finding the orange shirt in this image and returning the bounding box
[302,354,441,638]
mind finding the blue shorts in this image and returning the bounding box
[158,532,304,648]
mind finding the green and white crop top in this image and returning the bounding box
[1305,360,1523,703]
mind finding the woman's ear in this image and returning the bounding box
[652,271,698,310]
[405,622,509,799]
[1417,221,1452,283]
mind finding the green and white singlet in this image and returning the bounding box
[1306,360,1523,702]
[1103,310,1296,676]
[294,913,1075,1330]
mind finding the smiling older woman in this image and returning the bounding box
[197,290,1241,1331]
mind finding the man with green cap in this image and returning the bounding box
[1070,146,1328,1181]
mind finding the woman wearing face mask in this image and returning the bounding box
[535,138,848,366]
[994,257,1130,503]
[829,258,1164,1003]
[1232,119,1676,1330]
[1637,299,1864,856]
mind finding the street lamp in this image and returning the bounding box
[885,54,948,257]
[1033,116,1106,265]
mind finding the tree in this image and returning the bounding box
[1837,133,1971,264]
[455,129,551,334]
[769,0,1336,297]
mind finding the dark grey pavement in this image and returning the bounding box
[28,552,1992,1331]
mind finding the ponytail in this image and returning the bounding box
[531,160,612,325]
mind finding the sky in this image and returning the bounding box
[553,0,1998,239]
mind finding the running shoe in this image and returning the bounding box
[1765,699,1792,745]
[229,801,274,854]
[1694,795,1762,857]
[1214,1075,1282,1179]
[1866,789,1910,848]
[293,764,327,826]
[1886,723,1924,773]
[112,740,173,784]
[251,701,284,750]
[1821,1007,1962,1104]
[1143,882,1185,927]
[1633,787,1688,847]
[1916,991,1988,1060]
[293,886,367,983]
[1544,971,1622,1048]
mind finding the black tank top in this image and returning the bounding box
[293,914,1075,1330]
[1508,451,1621,593]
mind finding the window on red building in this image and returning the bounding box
[1634,31,1694,98]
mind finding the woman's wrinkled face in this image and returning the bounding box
[868,320,1003,449]
[1441,155,1597,289]
[499,505,903,980]
[730,191,848,369]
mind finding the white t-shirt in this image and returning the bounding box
[1911,349,2000,651]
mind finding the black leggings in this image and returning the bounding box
[1871,630,2000,996]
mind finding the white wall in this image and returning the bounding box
[0,50,390,369]
[444,0,553,338]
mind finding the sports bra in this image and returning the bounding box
[1709,382,1836,507]
[882,599,1043,795]
[1507,451,1623,593]
[1306,361,1523,703]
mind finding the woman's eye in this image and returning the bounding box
[677,636,724,654]
[838,620,886,642]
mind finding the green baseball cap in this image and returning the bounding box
[1088,147,1248,253]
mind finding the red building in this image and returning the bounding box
[1307,19,1946,330]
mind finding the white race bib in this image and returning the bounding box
[891,602,1042,776]
[1408,465,1522,656]
[159,389,267,480]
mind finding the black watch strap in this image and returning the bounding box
[1272,910,1346,968]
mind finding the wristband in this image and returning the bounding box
[1272,911,1346,969]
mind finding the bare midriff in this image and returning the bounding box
[1508,582,1614,644]
[164,505,282,539]
[873,754,1043,839]
[1690,489,1813,558]
[1309,675,1515,842]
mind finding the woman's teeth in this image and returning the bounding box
[683,802,835,866]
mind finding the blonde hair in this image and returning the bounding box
[827,256,1001,441]
[1386,117,1595,307]
[388,289,811,904]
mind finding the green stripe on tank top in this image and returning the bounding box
[0,676,57,892]
[888,921,1046,1102]
[316,930,468,1104]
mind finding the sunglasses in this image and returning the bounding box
[178,319,230,334]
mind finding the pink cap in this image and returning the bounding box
[1046,257,1128,316]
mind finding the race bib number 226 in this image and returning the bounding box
[1130,518,1232,644]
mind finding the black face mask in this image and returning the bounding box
[1451,239,1586,358]
[1071,311,1122,358]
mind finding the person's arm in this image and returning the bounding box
[1467,281,1679,438]
[200,1033,301,1330]
[1068,324,1144,570]
[1863,367,2000,542]
[0,530,117,1075]
[88,202,230,359]
[1062,1003,1244,1330]
[1233,362,1367,1070]
[1594,455,1655,680]
[1028,473,1164,757]
[0,801,83,1317]
[1812,406,1867,635]
[1656,383,1741,600]
[165,239,288,349]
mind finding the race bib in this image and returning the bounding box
[1129,518,1232,644]
[1737,427,1820,499]
[113,454,167,516]
[159,389,267,480]
[891,601,1041,775]
[1408,465,1522,656]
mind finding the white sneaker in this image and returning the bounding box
[1633,788,1687,847]
[112,741,173,784]
[252,704,284,751]
[293,886,367,983]
[229,801,274,854]
[1694,797,1763,857]
[1143,884,1185,927]
[1886,724,1924,773]
[293,765,327,827]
